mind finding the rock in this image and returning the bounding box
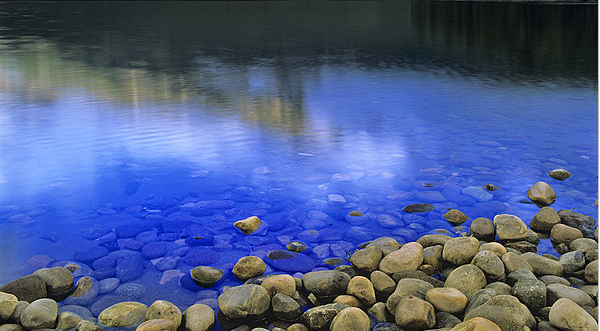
[55,311,82,330]
[540,275,570,286]
[417,234,453,247]
[425,287,468,314]
[392,270,443,287]
[136,319,177,331]
[181,304,215,331]
[333,295,361,308]
[570,238,598,253]
[302,270,351,298]
[144,300,182,329]
[372,323,402,331]
[233,256,266,281]
[585,260,598,284]
[547,284,595,307]
[386,278,434,313]
[0,324,23,331]
[423,245,443,270]
[64,276,99,305]
[505,269,537,287]
[531,207,561,232]
[366,237,401,255]
[394,295,435,329]
[462,186,493,201]
[98,278,120,294]
[472,251,505,281]
[217,284,270,319]
[444,265,487,299]
[74,320,104,331]
[512,278,547,312]
[521,252,563,276]
[464,289,497,316]
[501,252,533,274]
[8,301,28,324]
[287,323,309,331]
[347,276,376,306]
[234,216,262,235]
[548,169,572,180]
[538,320,561,331]
[0,275,47,303]
[301,303,348,330]
[403,203,434,213]
[444,209,469,226]
[190,266,223,288]
[141,242,168,259]
[0,292,18,320]
[116,254,145,282]
[368,302,393,323]
[465,295,535,331]
[258,274,295,297]
[59,305,93,321]
[551,224,584,244]
[286,241,307,253]
[378,242,423,274]
[370,271,396,297]
[350,246,383,272]
[32,267,74,300]
[549,298,597,331]
[504,241,538,254]
[435,311,461,329]
[493,214,528,241]
[470,217,495,241]
[330,307,370,331]
[20,298,58,330]
[449,317,502,331]
[527,182,557,207]
[73,246,109,264]
[264,250,316,273]
[99,301,148,327]
[271,293,302,322]
[442,237,479,265]
[585,249,597,263]
[560,251,586,274]
[558,210,597,239]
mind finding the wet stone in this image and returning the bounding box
[444,265,487,300]
[233,256,266,281]
[547,283,595,307]
[464,295,536,331]
[527,181,557,207]
[425,287,468,314]
[137,319,178,331]
[471,251,505,281]
[379,242,423,274]
[0,292,18,320]
[493,214,528,241]
[8,301,28,324]
[115,282,146,300]
[403,203,434,213]
[264,250,315,273]
[234,216,262,235]
[521,252,563,276]
[394,295,436,330]
[302,270,351,298]
[64,276,98,305]
[559,251,586,274]
[301,303,348,331]
[444,209,468,226]
[72,246,109,264]
[144,300,182,329]
[190,266,223,288]
[182,249,219,266]
[116,253,145,282]
[271,293,302,322]
[530,207,561,232]
[548,168,572,180]
[32,267,74,300]
[217,284,270,320]
[386,278,434,313]
[330,307,370,331]
[442,237,479,265]
[20,298,58,330]
[55,311,82,331]
[464,289,496,316]
[470,217,495,241]
[98,278,120,294]
[512,278,547,313]
[558,210,597,238]
[98,301,148,327]
[549,298,598,331]
[181,303,215,331]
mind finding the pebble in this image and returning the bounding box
[469,217,495,240]
[549,298,597,331]
[379,242,423,274]
[402,203,434,213]
[530,207,561,232]
[234,216,262,235]
[443,209,469,226]
[136,319,178,331]
[144,300,182,329]
[425,287,468,314]
[302,270,351,298]
[233,256,266,281]
[301,303,348,330]
[464,295,536,331]
[0,292,18,320]
[217,284,270,319]
[271,293,303,322]
[350,246,382,272]
[55,311,82,330]
[330,307,370,331]
[527,181,557,207]
[444,265,487,299]
[394,295,436,329]
[190,266,223,288]
[20,298,58,330]
[98,301,148,327]
[548,168,572,180]
[442,237,479,265]
[551,224,584,244]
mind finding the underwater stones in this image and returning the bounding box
[527,181,557,207]
[378,242,423,274]
[444,265,487,300]
[144,300,182,329]
[190,266,223,288]
[462,186,493,201]
[377,214,403,228]
[493,214,528,241]
[350,246,382,272]
[64,277,98,305]
[98,301,148,327]
[115,222,154,238]
[182,249,219,266]
[217,284,270,320]
[464,295,535,331]
[233,256,266,281]
[55,311,82,330]
[403,203,434,213]
[301,303,348,330]
[72,246,109,264]
[442,237,479,265]
[271,293,302,322]
[181,304,215,331]
[0,292,18,320]
[425,287,468,314]
[330,307,370,331]
[328,194,347,205]
[530,207,561,233]
[549,298,598,331]
[98,278,120,294]
[115,253,145,282]
[548,168,572,180]
[141,242,168,259]
[20,298,58,330]
[0,275,47,303]
[234,216,262,235]
[443,209,469,226]
[558,210,597,239]
[264,250,315,273]
[394,295,436,329]
[302,270,351,298]
[32,267,74,300]
[521,252,563,276]
[345,211,369,225]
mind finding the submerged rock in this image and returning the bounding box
[527,181,557,207]
[217,284,270,320]
[548,168,572,180]
[402,203,434,213]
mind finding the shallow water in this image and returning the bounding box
[0,0,597,325]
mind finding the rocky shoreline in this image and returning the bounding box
[0,176,598,331]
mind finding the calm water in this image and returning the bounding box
[0,0,597,325]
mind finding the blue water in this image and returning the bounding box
[0,0,597,326]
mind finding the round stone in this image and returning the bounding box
[444,265,487,300]
[260,274,296,297]
[470,217,495,241]
[551,224,584,244]
[548,169,572,180]
[350,246,383,272]
[98,301,148,327]
[330,307,370,331]
[0,275,47,303]
[512,278,547,313]
[233,256,266,281]
[394,295,435,330]
[136,319,177,331]
[501,252,533,274]
[527,181,557,207]
[302,270,351,298]
[585,260,598,284]
[366,237,401,255]
[217,284,270,319]
[379,242,423,274]
[32,267,74,300]
[547,283,595,307]
[333,295,361,308]
[234,216,262,235]
[493,214,528,241]
[403,203,434,213]
[0,292,18,320]
[417,234,453,247]
[55,311,83,331]
[264,250,316,273]
[64,277,99,305]
[472,251,505,281]
[570,238,598,253]
[20,298,58,330]
[423,245,443,270]
[559,251,586,274]
[144,300,182,329]
[286,241,307,253]
[181,304,215,331]
[530,207,561,232]
[442,237,479,265]
[271,293,302,322]
[479,242,507,257]
[190,266,223,288]
[301,303,348,330]
[450,317,502,331]
[521,252,563,276]
[370,271,396,297]
[347,276,376,306]
[464,295,536,331]
[549,298,597,331]
[444,209,469,226]
[425,287,468,314]
[386,278,434,313]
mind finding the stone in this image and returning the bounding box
[141,242,168,259]
[449,317,502,331]
[423,245,443,270]
[585,260,598,284]
[470,217,495,241]
[8,301,28,324]
[59,305,93,321]
[287,324,309,331]
[485,282,512,296]
[540,275,570,286]
[463,186,493,201]
[444,265,487,299]
[302,270,351,298]
[527,182,557,207]
[33,267,75,300]
[190,266,223,288]
[560,251,586,274]
[506,268,537,286]
[444,209,469,226]
[425,287,468,314]
[233,256,266,281]
[378,242,423,274]
[547,284,595,307]
[549,298,597,331]
[264,250,316,273]
[0,324,23,331]
[386,278,434,313]
[570,238,598,253]
[521,252,563,276]
[136,319,177,331]
[442,237,479,265]
[558,210,597,239]
[181,304,215,331]
[512,278,547,312]
[55,311,82,330]
[347,276,376,306]
[271,293,302,322]
[465,295,535,331]
[234,216,262,235]
[366,237,401,255]
[333,295,361,308]
[538,320,561,331]
[417,234,453,247]
[116,254,145,282]
[0,275,47,303]
[350,246,383,272]
[392,270,443,287]
[551,224,584,244]
[403,203,434,213]
[464,289,497,316]
[259,274,296,297]
[368,302,393,323]
[501,252,533,274]
[472,251,505,281]
[435,311,461,329]
[530,207,561,232]
[20,298,58,330]
[0,292,18,320]
[99,301,148,327]
[217,284,270,319]
[493,214,528,241]
[72,246,109,264]
[504,241,538,254]
[372,323,402,331]
[144,300,182,329]
[548,169,572,180]
[98,278,120,294]
[394,295,435,329]
[286,241,307,252]
[64,277,99,305]
[74,320,104,331]
[370,271,396,297]
[300,303,348,330]
[330,307,370,331]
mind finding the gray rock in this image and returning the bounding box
[301,303,347,331]
[570,238,598,253]
[585,260,598,284]
[378,242,424,274]
[181,303,215,331]
[271,293,302,322]
[302,270,351,298]
[366,237,401,256]
[549,298,597,331]
[464,288,496,316]
[506,268,537,286]
[55,312,83,331]
[469,217,495,241]
[74,320,104,331]
[33,267,74,300]
[403,203,434,213]
[512,278,547,312]
[493,214,528,241]
[347,276,376,306]
[501,252,533,274]
[521,252,563,276]
[370,271,396,297]
[547,283,595,307]
[435,311,461,329]
[485,282,512,296]
[386,278,434,313]
[217,284,270,319]
[0,324,24,331]
[464,295,536,331]
[423,245,443,270]
[444,265,487,299]
[443,209,469,226]
[548,169,572,180]
[551,224,584,244]
[8,301,28,324]
[233,256,266,281]
[530,207,561,232]
[0,275,47,303]
[442,237,479,265]
[559,251,586,274]
[20,298,58,330]
[539,275,570,286]
[372,323,402,331]
[538,320,561,331]
[471,251,505,281]
[558,210,597,239]
[527,181,557,207]
[190,266,223,288]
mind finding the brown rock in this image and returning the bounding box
[464,295,536,331]
[549,298,597,331]
[366,237,401,255]
[444,209,469,226]
[444,265,487,300]
[394,295,435,329]
[501,252,533,274]
[530,207,561,232]
[330,307,370,331]
[470,218,496,241]
[234,216,262,235]
[479,242,507,257]
[417,234,453,248]
[585,260,598,284]
[346,276,376,306]
[233,256,266,281]
[450,317,502,331]
[378,242,423,274]
[260,274,296,297]
[551,224,584,244]
[442,237,479,265]
[144,300,182,330]
[136,319,177,331]
[493,214,528,241]
[527,181,557,207]
[350,246,383,272]
[425,287,468,314]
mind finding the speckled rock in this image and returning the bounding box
[366,237,401,256]
[330,307,370,331]
[55,311,82,331]
[485,282,512,296]
[449,317,502,331]
[181,304,215,331]
[378,242,423,274]
[144,300,182,329]
[512,278,547,312]
[20,298,58,330]
[386,278,434,313]
[74,320,104,331]
[547,283,595,307]
[217,284,270,319]
[493,214,528,241]
[444,265,487,299]
[260,274,296,297]
[548,169,572,180]
[302,270,351,298]
[234,216,262,235]
[0,275,47,303]
[271,293,302,322]
[464,289,497,316]
[0,292,18,320]
[464,295,535,331]
[136,319,177,331]
[370,271,396,297]
[98,301,148,327]
[300,303,348,330]
[350,246,383,272]
[527,181,557,207]
[585,260,598,284]
[549,298,598,331]
[471,251,505,281]
[470,218,496,241]
[403,203,434,213]
[442,237,479,265]
[8,301,28,324]
[444,209,469,226]
[506,268,537,286]
[425,287,468,314]
[501,252,533,274]
[521,252,563,276]
[394,295,435,329]
[530,207,561,232]
[435,311,461,329]
[233,256,266,281]
[570,238,598,253]
[347,276,376,306]
[558,210,597,239]
[559,251,586,274]
[551,224,584,244]
[190,266,223,288]
[0,324,23,331]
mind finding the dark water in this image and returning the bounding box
[0,0,597,326]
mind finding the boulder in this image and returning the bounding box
[493,214,528,241]
[378,242,423,274]
[330,307,370,331]
[217,284,270,319]
[350,246,383,272]
[464,295,535,331]
[32,267,74,300]
[450,317,502,331]
[271,293,302,322]
[347,276,376,306]
[0,275,47,303]
[471,251,505,281]
[549,298,597,331]
[444,265,487,299]
[521,252,563,276]
[144,300,182,329]
[302,270,351,298]
[444,209,469,226]
[527,182,557,207]
[301,303,348,330]
[470,217,495,241]
[551,224,584,244]
[548,169,572,180]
